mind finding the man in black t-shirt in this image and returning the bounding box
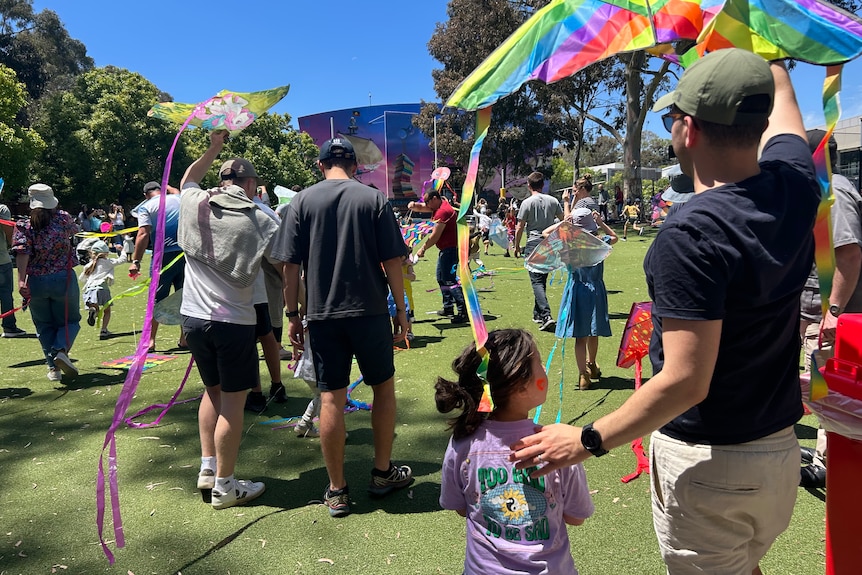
[511,50,818,573]
[272,138,413,518]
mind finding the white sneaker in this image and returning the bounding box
[47,368,62,382]
[278,347,293,361]
[211,479,265,509]
[53,351,78,377]
[197,469,215,490]
[295,420,320,438]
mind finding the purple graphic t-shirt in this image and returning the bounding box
[440,419,594,575]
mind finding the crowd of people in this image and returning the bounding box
[1,48,858,575]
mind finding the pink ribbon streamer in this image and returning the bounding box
[96,103,205,564]
[123,357,198,428]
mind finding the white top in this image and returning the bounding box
[79,256,123,292]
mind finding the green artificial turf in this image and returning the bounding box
[0,226,827,574]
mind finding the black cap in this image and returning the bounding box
[143,181,161,194]
[318,138,356,162]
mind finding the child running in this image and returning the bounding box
[621,199,642,239]
[435,329,594,575]
[78,239,124,339]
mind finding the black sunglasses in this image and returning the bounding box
[661,112,688,132]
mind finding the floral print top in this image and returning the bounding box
[12,210,78,276]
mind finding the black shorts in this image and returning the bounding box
[254,302,273,338]
[155,254,185,302]
[307,314,394,391]
[182,315,258,392]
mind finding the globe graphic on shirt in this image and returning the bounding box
[480,484,547,526]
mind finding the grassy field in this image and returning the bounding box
[0,225,826,574]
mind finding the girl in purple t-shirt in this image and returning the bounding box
[435,329,594,575]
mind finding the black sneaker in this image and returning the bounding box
[800,446,817,465]
[244,391,267,413]
[368,463,414,497]
[1,326,27,338]
[87,308,96,327]
[269,382,288,403]
[436,308,455,317]
[800,463,826,489]
[324,485,351,517]
[451,314,468,325]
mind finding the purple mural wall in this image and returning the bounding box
[298,104,436,207]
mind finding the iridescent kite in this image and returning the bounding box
[524,221,613,274]
[148,85,290,134]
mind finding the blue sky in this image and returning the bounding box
[34,0,862,135]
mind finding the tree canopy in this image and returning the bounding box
[0,63,42,191]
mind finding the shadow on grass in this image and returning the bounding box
[565,390,616,425]
[174,462,444,573]
[58,371,129,390]
[8,358,49,368]
[0,387,34,399]
[400,335,444,349]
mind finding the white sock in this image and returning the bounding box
[201,457,216,473]
[215,474,234,491]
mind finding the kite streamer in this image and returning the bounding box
[98,86,287,564]
[455,107,493,411]
[812,66,842,318]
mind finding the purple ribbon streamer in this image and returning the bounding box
[96,104,204,564]
[123,357,198,428]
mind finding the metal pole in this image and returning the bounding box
[330,117,334,139]
[433,116,438,169]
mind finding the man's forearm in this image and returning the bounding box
[831,245,862,309]
[761,60,806,144]
[182,134,226,188]
[514,222,525,250]
[283,262,301,313]
[132,228,150,262]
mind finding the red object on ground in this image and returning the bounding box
[823,313,862,575]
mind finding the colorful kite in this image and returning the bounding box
[401,221,435,249]
[524,221,613,274]
[446,0,862,111]
[616,302,654,483]
[148,86,290,134]
[99,85,289,564]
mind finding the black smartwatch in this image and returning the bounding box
[285,310,300,318]
[581,422,608,457]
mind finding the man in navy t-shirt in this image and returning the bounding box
[511,50,818,574]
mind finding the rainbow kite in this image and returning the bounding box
[447,0,862,111]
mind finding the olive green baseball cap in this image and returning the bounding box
[652,49,774,126]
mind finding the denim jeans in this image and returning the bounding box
[27,271,81,368]
[529,270,551,321]
[0,262,16,330]
[436,247,465,313]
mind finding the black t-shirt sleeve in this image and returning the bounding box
[270,202,303,264]
[648,223,728,321]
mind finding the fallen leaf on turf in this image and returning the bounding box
[318,558,334,564]
[612,497,620,503]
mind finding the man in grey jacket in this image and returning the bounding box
[178,130,279,510]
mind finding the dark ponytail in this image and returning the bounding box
[435,329,536,439]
